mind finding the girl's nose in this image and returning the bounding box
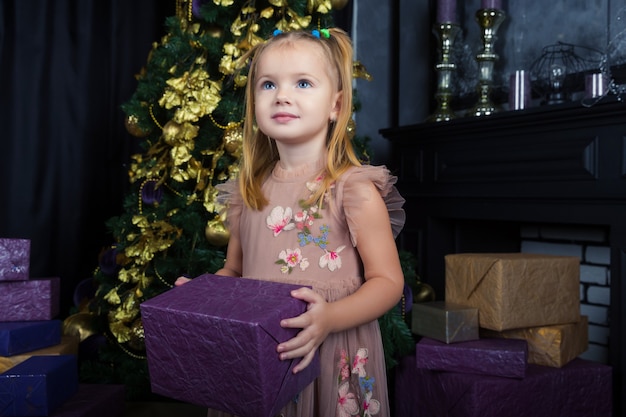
[275,94,291,104]
[275,86,291,104]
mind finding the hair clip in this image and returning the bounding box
[273,28,329,39]
[311,29,331,39]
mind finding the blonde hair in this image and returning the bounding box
[237,28,361,210]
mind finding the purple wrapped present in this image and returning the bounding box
[416,337,528,378]
[0,239,30,281]
[140,274,320,417]
[413,358,612,417]
[0,320,62,356]
[50,384,126,417]
[0,277,60,321]
[0,355,79,416]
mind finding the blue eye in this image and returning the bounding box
[297,80,311,88]
[261,81,275,90]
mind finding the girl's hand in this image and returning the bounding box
[276,287,333,374]
[174,276,192,286]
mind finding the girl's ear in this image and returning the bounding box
[330,90,343,122]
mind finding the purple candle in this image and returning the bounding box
[437,0,457,23]
[481,0,503,9]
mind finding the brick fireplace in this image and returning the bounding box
[382,99,626,416]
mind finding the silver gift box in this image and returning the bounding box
[412,301,479,344]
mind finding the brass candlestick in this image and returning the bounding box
[468,9,506,117]
[428,23,462,122]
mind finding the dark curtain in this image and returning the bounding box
[0,0,174,317]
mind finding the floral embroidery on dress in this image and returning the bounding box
[271,174,342,273]
[319,245,345,271]
[336,348,381,417]
[266,206,295,236]
[337,381,360,417]
[276,248,309,273]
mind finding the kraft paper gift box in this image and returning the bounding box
[0,238,30,281]
[416,336,528,378]
[140,273,320,417]
[0,335,79,373]
[413,358,612,417]
[0,320,62,356]
[445,253,580,331]
[411,301,479,343]
[481,315,589,368]
[0,277,61,321]
[50,384,126,417]
[0,355,79,416]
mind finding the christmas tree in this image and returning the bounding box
[73,0,414,400]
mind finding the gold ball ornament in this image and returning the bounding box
[206,24,223,38]
[127,318,145,351]
[331,0,351,10]
[162,120,182,144]
[413,282,436,303]
[223,124,243,157]
[62,312,98,342]
[205,218,230,247]
[125,114,151,138]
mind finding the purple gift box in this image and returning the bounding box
[0,239,30,281]
[413,358,612,417]
[50,384,126,417]
[0,277,60,321]
[0,320,62,356]
[416,337,528,378]
[0,355,79,416]
[140,274,320,417]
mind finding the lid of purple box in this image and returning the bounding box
[141,274,308,343]
[419,336,528,351]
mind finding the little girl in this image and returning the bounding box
[178,27,405,417]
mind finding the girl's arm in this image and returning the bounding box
[214,229,243,277]
[277,181,405,372]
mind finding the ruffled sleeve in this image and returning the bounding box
[337,165,406,246]
[215,179,243,238]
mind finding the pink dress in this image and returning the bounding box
[210,157,405,417]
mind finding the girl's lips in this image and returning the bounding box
[272,112,298,123]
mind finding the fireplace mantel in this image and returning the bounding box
[381,99,626,416]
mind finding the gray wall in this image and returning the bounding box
[353,0,431,165]
[352,0,626,165]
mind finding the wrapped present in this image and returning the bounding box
[411,301,479,343]
[445,253,580,331]
[414,358,612,417]
[481,316,589,368]
[0,277,60,321]
[0,355,79,416]
[0,335,79,373]
[0,320,62,356]
[0,238,30,281]
[140,273,320,417]
[50,384,126,417]
[416,337,528,378]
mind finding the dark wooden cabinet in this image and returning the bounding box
[382,99,626,417]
